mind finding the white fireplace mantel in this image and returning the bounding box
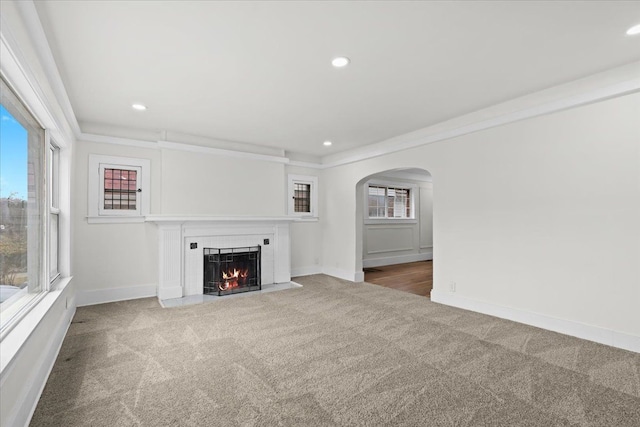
[146,216,296,300]
[145,215,297,225]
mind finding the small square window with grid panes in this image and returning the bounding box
[104,168,138,210]
[293,182,311,213]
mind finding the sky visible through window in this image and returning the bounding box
[0,104,28,200]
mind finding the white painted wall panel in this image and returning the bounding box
[160,149,285,216]
[366,226,414,254]
[323,92,640,338]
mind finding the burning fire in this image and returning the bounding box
[219,268,249,291]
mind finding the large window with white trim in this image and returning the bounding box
[0,77,47,325]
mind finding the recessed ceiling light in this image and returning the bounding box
[627,24,640,36]
[131,103,147,111]
[331,57,350,68]
[323,141,332,146]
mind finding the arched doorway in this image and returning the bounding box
[355,168,433,296]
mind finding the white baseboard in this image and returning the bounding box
[76,284,157,307]
[363,252,432,268]
[291,265,322,277]
[430,290,640,354]
[321,266,364,283]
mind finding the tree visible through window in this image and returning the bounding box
[368,185,411,218]
[0,78,46,311]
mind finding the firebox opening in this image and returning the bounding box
[203,246,261,296]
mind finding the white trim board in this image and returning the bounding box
[430,290,640,354]
[363,252,432,268]
[76,284,157,307]
[159,140,290,164]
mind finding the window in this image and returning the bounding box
[49,144,60,281]
[100,165,140,214]
[0,77,46,323]
[88,155,150,223]
[288,174,318,218]
[293,182,311,213]
[367,184,413,219]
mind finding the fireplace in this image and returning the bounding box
[203,246,261,296]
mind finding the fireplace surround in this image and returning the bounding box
[146,216,293,300]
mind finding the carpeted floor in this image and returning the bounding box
[31,275,640,426]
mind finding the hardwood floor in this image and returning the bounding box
[364,260,433,298]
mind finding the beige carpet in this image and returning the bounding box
[31,275,640,426]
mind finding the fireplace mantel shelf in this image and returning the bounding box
[145,215,300,224]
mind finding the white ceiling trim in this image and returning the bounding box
[0,18,71,146]
[13,0,81,139]
[288,160,325,169]
[321,76,640,169]
[79,132,291,165]
[79,132,160,150]
[79,73,640,171]
[157,140,290,164]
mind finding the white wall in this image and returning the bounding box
[322,92,640,342]
[160,149,286,216]
[73,141,161,303]
[360,177,432,268]
[285,165,323,277]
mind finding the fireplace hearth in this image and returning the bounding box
[203,246,261,296]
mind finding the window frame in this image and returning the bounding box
[287,174,318,218]
[48,140,60,283]
[365,180,417,223]
[0,77,49,335]
[87,155,150,223]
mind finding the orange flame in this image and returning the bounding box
[219,268,249,291]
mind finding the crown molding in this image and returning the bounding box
[157,140,290,164]
[320,67,640,169]
[78,132,292,165]
[287,160,326,169]
[80,67,640,170]
[13,0,82,139]
[0,17,71,145]
[73,72,640,172]
[79,132,159,149]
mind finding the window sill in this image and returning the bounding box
[364,218,417,225]
[292,216,319,222]
[0,276,73,376]
[87,216,146,224]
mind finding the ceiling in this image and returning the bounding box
[35,1,640,158]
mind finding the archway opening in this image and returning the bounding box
[355,167,433,297]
